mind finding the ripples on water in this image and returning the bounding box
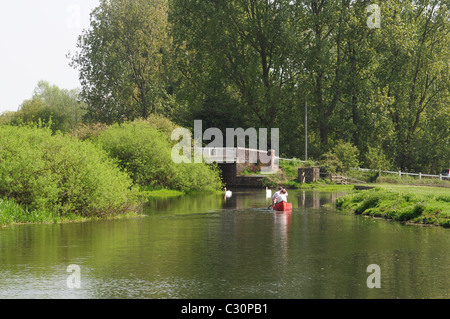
[0,189,449,299]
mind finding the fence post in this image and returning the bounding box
[399,171,401,178]
[440,174,442,181]
[419,173,422,179]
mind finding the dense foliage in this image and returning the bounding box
[95,119,223,192]
[0,125,139,217]
[66,0,450,174]
[1,0,447,178]
[168,0,449,173]
[5,81,86,133]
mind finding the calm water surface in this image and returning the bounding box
[0,189,449,299]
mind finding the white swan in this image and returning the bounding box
[224,187,232,197]
[265,187,272,198]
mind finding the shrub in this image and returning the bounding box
[95,120,223,192]
[0,198,58,226]
[365,146,392,171]
[69,122,108,141]
[332,140,360,172]
[320,152,344,174]
[0,125,139,217]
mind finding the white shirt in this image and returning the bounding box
[272,191,280,203]
[278,193,287,202]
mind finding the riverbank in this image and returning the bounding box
[0,197,145,228]
[336,184,450,228]
[0,187,222,227]
[0,119,224,227]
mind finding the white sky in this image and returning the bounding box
[0,0,100,113]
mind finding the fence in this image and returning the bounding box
[275,157,450,182]
[353,167,450,181]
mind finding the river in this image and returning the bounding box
[0,189,449,299]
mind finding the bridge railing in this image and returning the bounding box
[201,147,277,164]
[202,147,238,160]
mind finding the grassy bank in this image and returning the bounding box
[0,118,224,227]
[0,197,144,227]
[336,185,450,228]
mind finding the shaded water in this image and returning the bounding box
[0,189,449,299]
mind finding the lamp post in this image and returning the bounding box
[305,101,308,161]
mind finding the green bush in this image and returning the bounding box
[321,140,360,174]
[441,220,450,228]
[69,122,108,141]
[365,146,392,171]
[279,159,309,179]
[435,195,450,203]
[333,140,360,172]
[95,120,223,192]
[0,125,139,217]
[319,152,343,174]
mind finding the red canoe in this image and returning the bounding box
[272,201,292,211]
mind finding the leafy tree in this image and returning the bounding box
[0,111,18,125]
[70,0,174,124]
[374,0,450,170]
[170,0,297,129]
[365,146,392,171]
[69,0,449,173]
[10,81,86,133]
[332,140,360,172]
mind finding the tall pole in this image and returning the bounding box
[305,101,308,161]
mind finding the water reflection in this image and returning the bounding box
[297,190,347,209]
[0,189,449,299]
[222,188,271,210]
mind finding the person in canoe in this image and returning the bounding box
[278,189,288,203]
[272,186,283,205]
[271,187,288,207]
[272,188,292,211]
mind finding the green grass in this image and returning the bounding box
[137,185,226,198]
[0,198,57,226]
[279,159,307,179]
[139,187,185,198]
[336,185,450,228]
[298,181,355,191]
[0,197,144,227]
[372,184,450,196]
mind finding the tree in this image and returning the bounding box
[170,0,297,130]
[70,0,174,124]
[12,81,86,133]
[374,0,450,170]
